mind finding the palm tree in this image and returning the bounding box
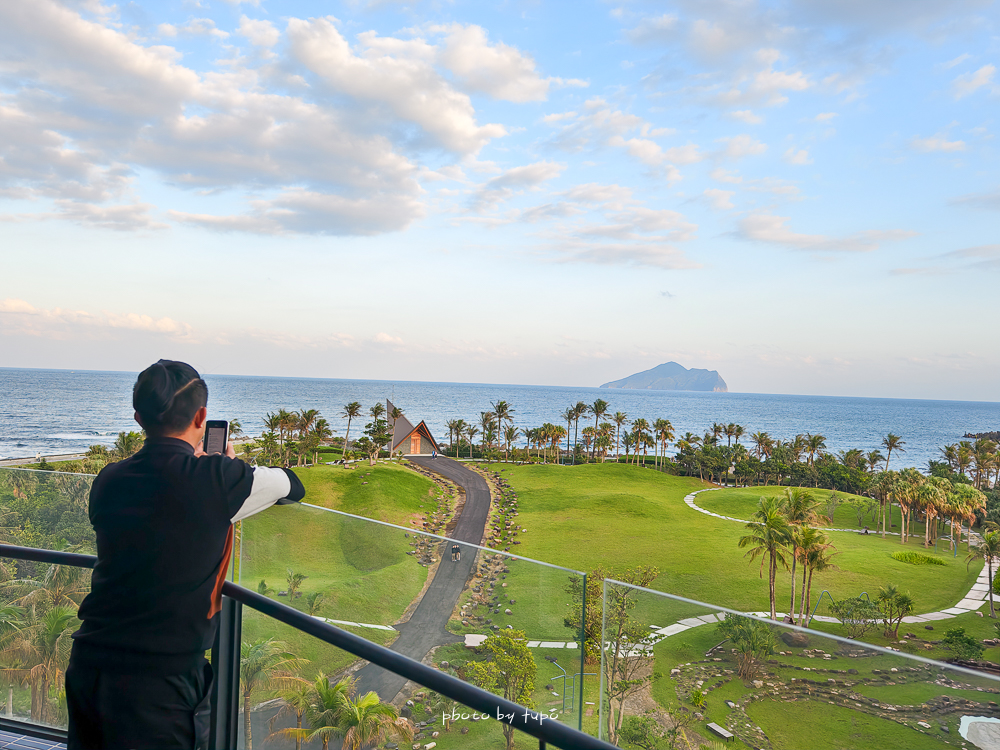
[286,569,307,599]
[654,418,674,469]
[300,674,354,750]
[479,412,496,452]
[491,401,514,449]
[967,531,1000,618]
[339,691,415,750]
[451,419,467,458]
[445,420,461,453]
[573,402,589,464]
[750,431,772,459]
[267,678,312,750]
[305,592,324,616]
[503,425,521,463]
[805,434,826,466]
[369,403,385,424]
[882,433,906,471]
[631,419,650,465]
[738,497,792,619]
[561,408,575,465]
[781,488,823,620]
[312,419,333,464]
[733,424,745,446]
[798,532,837,625]
[919,477,951,547]
[1,606,76,723]
[240,639,306,750]
[465,425,479,459]
[589,400,610,460]
[612,412,629,459]
[297,409,320,439]
[865,450,885,474]
[341,402,362,458]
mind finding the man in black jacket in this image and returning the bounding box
[66,360,305,750]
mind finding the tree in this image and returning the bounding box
[573,402,589,463]
[469,629,535,750]
[111,431,144,461]
[619,715,667,750]
[796,529,837,625]
[882,433,906,471]
[561,407,575,465]
[305,592,324,616]
[654,419,674,470]
[876,584,914,638]
[966,530,1000,617]
[600,567,660,745]
[589,400,610,460]
[612,412,629,458]
[257,580,274,596]
[465,424,479,459]
[298,674,354,750]
[267,678,312,750]
[716,614,776,680]
[738,498,791,619]
[239,638,306,750]
[492,400,514,455]
[340,402,362,458]
[1,606,76,723]
[286,569,307,599]
[780,488,823,622]
[503,425,521,463]
[355,419,392,465]
[339,691,414,750]
[829,596,881,639]
[311,419,333,464]
[942,627,984,661]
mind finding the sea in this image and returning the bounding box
[1,367,998,470]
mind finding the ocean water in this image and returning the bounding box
[1,367,997,469]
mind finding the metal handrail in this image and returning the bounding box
[0,544,615,750]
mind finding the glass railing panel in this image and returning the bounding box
[600,578,1000,750]
[237,503,590,739]
[0,467,96,732]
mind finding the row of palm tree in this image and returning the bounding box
[241,637,413,750]
[877,469,988,548]
[938,438,1000,489]
[242,409,334,467]
[737,489,838,624]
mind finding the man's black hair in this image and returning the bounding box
[133,359,208,435]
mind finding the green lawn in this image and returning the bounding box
[237,462,439,679]
[496,464,982,617]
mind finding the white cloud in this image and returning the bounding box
[560,183,634,209]
[815,112,837,122]
[471,161,565,211]
[736,213,915,253]
[710,168,743,184]
[941,53,972,70]
[783,147,812,165]
[435,23,550,103]
[626,14,677,45]
[951,189,1000,211]
[237,16,279,48]
[910,135,966,153]
[288,18,506,155]
[552,240,700,269]
[728,109,763,124]
[716,134,768,160]
[703,188,734,211]
[952,64,997,99]
[0,298,193,340]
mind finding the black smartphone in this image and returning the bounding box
[203,420,229,455]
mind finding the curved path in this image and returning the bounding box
[680,488,993,626]
[353,456,492,701]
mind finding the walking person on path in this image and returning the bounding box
[65,359,306,750]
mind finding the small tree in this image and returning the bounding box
[469,629,535,750]
[619,714,666,750]
[716,614,776,680]
[305,592,324,616]
[876,585,914,638]
[942,627,984,661]
[829,596,881,640]
[286,569,307,599]
[966,530,1000,617]
[240,639,306,750]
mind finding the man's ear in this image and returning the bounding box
[192,406,208,431]
[134,411,144,429]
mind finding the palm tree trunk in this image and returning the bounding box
[769,553,777,619]
[6,686,11,717]
[296,713,302,750]
[245,693,253,750]
[804,568,815,624]
[788,551,797,622]
[797,563,808,625]
[989,559,995,618]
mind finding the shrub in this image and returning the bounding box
[942,627,984,661]
[890,551,946,566]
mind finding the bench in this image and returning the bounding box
[707,722,734,742]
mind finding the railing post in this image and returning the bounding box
[210,596,242,750]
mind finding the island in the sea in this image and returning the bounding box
[600,361,728,392]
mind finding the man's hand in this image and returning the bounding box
[194,443,236,458]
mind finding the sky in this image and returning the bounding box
[1,0,998,401]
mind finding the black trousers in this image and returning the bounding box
[65,659,213,750]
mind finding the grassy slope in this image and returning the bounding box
[239,462,437,679]
[499,464,981,615]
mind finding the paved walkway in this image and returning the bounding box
[352,456,492,702]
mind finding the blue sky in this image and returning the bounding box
[1,0,998,400]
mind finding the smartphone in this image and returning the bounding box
[203,420,229,455]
